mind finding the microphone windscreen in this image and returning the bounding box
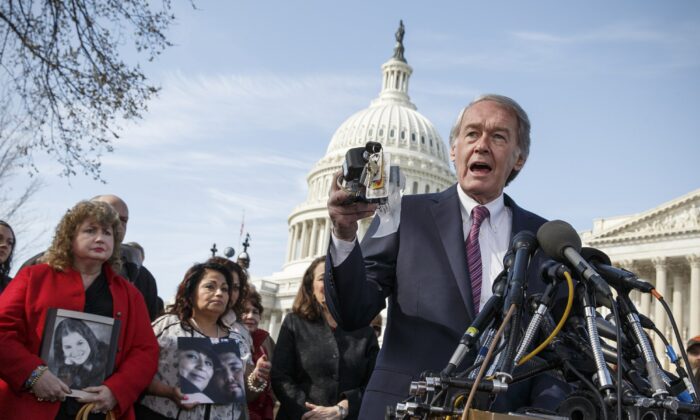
[580,247,612,266]
[511,230,538,252]
[536,220,582,262]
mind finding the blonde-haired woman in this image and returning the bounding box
[0,200,158,419]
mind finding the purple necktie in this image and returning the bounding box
[466,205,489,313]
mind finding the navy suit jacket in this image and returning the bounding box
[325,185,569,418]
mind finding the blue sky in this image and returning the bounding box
[8,1,700,301]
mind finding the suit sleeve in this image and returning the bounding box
[270,316,308,418]
[325,216,399,330]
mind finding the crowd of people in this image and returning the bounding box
[0,195,375,419]
[2,93,699,419]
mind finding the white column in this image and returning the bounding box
[672,270,684,349]
[299,221,308,259]
[309,219,318,258]
[285,225,295,263]
[322,218,331,253]
[269,311,281,341]
[640,292,651,319]
[689,255,700,337]
[293,224,301,261]
[652,258,668,363]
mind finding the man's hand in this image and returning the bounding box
[31,370,71,402]
[328,171,378,241]
[302,402,342,419]
[77,385,117,413]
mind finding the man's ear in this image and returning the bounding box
[514,153,525,171]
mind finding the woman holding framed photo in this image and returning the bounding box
[137,261,253,420]
[0,200,159,419]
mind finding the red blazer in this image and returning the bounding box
[0,263,159,419]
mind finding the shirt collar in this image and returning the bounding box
[457,187,506,232]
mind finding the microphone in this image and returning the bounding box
[537,220,612,298]
[580,247,654,293]
[442,269,508,375]
[502,230,538,310]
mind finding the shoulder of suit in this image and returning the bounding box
[504,194,548,226]
[403,184,456,205]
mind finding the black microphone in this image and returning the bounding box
[580,247,654,293]
[502,230,538,310]
[537,220,612,298]
[442,269,508,375]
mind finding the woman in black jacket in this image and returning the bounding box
[272,256,378,420]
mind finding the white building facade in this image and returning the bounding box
[581,189,700,359]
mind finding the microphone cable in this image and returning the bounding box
[651,289,700,402]
[517,270,575,366]
[563,359,609,420]
[610,299,623,420]
[461,303,516,420]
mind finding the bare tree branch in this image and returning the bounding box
[0,0,183,179]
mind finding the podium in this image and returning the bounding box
[465,409,567,420]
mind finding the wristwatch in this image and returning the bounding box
[336,404,348,418]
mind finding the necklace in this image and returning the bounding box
[190,317,221,338]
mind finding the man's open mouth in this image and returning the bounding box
[469,162,492,174]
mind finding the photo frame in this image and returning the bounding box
[176,337,245,404]
[40,308,120,398]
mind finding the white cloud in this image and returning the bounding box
[115,71,375,151]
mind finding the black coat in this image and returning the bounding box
[271,312,379,420]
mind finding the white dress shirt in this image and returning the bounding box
[330,189,513,312]
[456,188,512,309]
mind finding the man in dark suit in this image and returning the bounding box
[325,94,569,418]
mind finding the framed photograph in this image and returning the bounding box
[40,308,121,398]
[177,337,245,404]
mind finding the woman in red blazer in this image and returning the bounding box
[0,200,159,420]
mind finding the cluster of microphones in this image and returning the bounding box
[389,220,700,420]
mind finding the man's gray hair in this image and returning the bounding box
[448,94,531,184]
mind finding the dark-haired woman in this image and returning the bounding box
[208,256,272,403]
[138,261,249,420]
[52,318,110,390]
[0,201,158,419]
[241,290,275,420]
[272,256,379,420]
[0,220,16,294]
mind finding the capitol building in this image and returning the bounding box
[253,23,455,339]
[249,24,700,357]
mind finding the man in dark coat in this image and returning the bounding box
[325,94,570,418]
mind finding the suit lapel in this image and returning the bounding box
[506,194,536,238]
[431,185,475,320]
